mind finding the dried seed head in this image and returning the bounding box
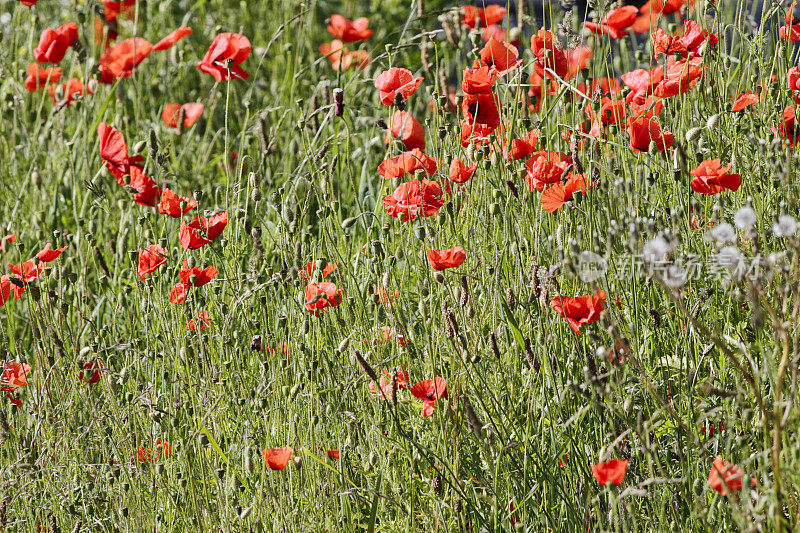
[337,338,350,353]
[464,400,483,438]
[32,168,42,188]
[333,88,345,117]
[149,129,158,160]
[257,116,270,157]
[250,335,262,351]
[354,350,378,382]
[433,473,443,496]
[524,338,539,372]
[459,276,470,308]
[650,308,661,327]
[390,370,398,405]
[489,332,500,359]
[70,518,82,533]
[177,106,186,136]
[506,288,516,310]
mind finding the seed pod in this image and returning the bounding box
[354,350,378,382]
[505,179,518,198]
[390,370,398,405]
[337,338,349,353]
[177,107,186,136]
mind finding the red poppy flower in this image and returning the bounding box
[524,151,572,192]
[530,29,569,80]
[782,2,800,41]
[137,439,173,463]
[301,261,337,281]
[98,37,154,82]
[374,285,400,305]
[482,24,519,47]
[459,121,496,147]
[97,123,144,184]
[591,459,629,486]
[461,92,501,131]
[652,57,703,99]
[377,149,437,180]
[161,103,204,129]
[103,0,137,23]
[577,77,622,98]
[541,173,591,213]
[153,25,193,52]
[368,326,407,348]
[708,456,743,496]
[628,96,664,119]
[327,14,373,42]
[652,27,688,57]
[326,449,340,460]
[2,235,15,244]
[79,361,103,384]
[8,260,45,283]
[585,6,638,39]
[374,67,423,106]
[462,5,506,29]
[462,65,498,95]
[426,247,466,271]
[681,20,718,56]
[621,66,664,104]
[24,63,62,92]
[448,159,478,183]
[19,0,40,5]
[304,282,343,315]
[319,40,370,71]
[1,362,31,391]
[641,0,689,17]
[185,310,211,331]
[550,290,606,334]
[385,111,425,151]
[567,46,593,79]
[478,38,521,76]
[626,116,674,153]
[409,377,447,417]
[506,129,539,161]
[35,243,67,262]
[179,264,217,287]
[48,78,93,106]
[128,166,162,207]
[179,225,212,251]
[369,365,410,396]
[187,211,228,241]
[137,244,167,281]
[262,446,293,470]
[779,105,800,146]
[197,33,251,82]
[158,189,197,218]
[34,23,79,64]
[169,283,188,304]
[690,159,742,195]
[382,179,444,222]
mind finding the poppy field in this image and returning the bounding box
[2,0,800,530]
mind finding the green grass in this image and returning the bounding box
[0,0,799,530]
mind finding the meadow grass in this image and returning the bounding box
[0,0,799,530]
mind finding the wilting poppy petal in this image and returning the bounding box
[153,25,193,52]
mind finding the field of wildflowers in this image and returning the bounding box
[1,0,800,530]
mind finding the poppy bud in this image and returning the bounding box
[705,114,719,131]
[434,272,445,284]
[413,226,426,240]
[333,88,345,117]
[489,202,502,216]
[289,382,302,399]
[341,217,357,229]
[337,338,349,353]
